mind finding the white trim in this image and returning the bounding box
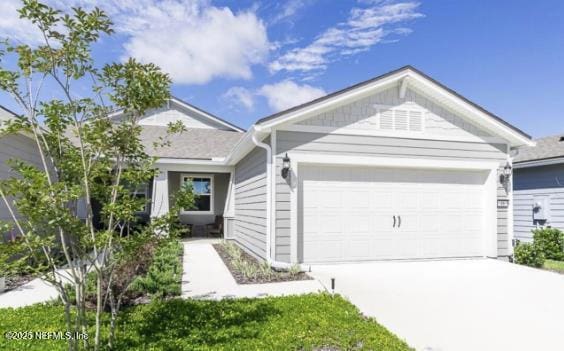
[108,98,245,133]
[256,68,532,147]
[288,153,499,262]
[170,98,245,132]
[271,129,277,261]
[289,153,500,171]
[224,170,235,217]
[507,151,515,255]
[156,158,226,165]
[399,76,410,99]
[290,157,299,264]
[180,174,214,215]
[513,157,564,169]
[260,71,405,130]
[251,132,273,262]
[279,124,507,145]
[151,170,169,219]
[155,161,233,174]
[406,73,533,147]
[484,167,498,257]
[133,182,150,214]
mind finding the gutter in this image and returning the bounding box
[250,125,297,270]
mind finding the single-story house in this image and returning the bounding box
[1,66,535,266]
[0,105,44,242]
[124,66,533,266]
[513,134,564,242]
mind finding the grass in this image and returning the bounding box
[0,294,411,351]
[543,259,564,274]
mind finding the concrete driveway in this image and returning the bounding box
[310,259,564,351]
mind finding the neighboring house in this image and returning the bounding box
[136,66,532,266]
[0,105,44,241]
[513,135,564,242]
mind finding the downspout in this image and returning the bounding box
[251,126,299,270]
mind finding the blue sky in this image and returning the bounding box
[1,0,563,138]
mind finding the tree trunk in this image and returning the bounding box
[94,274,103,351]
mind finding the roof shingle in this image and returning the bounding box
[140,125,243,159]
[514,134,564,163]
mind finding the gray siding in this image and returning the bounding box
[298,87,493,140]
[0,133,44,241]
[513,164,564,241]
[233,146,268,260]
[275,157,291,262]
[275,131,511,258]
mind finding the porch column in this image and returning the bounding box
[151,169,169,218]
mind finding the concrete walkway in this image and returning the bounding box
[181,239,323,299]
[310,259,564,351]
[0,273,62,308]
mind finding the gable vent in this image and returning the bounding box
[377,107,424,132]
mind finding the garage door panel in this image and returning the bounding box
[345,191,370,208]
[346,239,372,258]
[300,165,487,263]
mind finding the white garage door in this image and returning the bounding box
[300,165,488,263]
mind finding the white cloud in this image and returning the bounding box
[0,0,271,85]
[222,86,254,110]
[270,0,312,25]
[0,0,44,44]
[258,81,326,112]
[270,1,423,74]
[119,1,270,85]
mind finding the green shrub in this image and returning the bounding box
[0,294,412,351]
[514,242,545,267]
[532,227,564,260]
[130,239,183,297]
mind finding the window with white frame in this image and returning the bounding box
[130,183,149,213]
[181,174,213,214]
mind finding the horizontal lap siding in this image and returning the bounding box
[277,132,506,160]
[275,131,510,259]
[0,134,44,241]
[275,157,291,262]
[234,146,267,260]
[513,165,564,241]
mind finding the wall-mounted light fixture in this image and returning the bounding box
[500,161,512,185]
[281,153,291,179]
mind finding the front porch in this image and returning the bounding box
[150,163,236,237]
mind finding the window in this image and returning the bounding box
[181,174,213,214]
[129,183,149,213]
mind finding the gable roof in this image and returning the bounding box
[254,65,533,147]
[168,96,245,133]
[0,105,17,122]
[513,134,564,165]
[109,96,245,133]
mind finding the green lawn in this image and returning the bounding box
[0,294,411,351]
[543,259,564,274]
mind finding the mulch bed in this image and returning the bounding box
[213,243,311,284]
[3,274,35,292]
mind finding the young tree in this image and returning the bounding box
[0,1,193,349]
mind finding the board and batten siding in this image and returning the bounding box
[233,145,268,260]
[513,164,564,241]
[0,133,44,241]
